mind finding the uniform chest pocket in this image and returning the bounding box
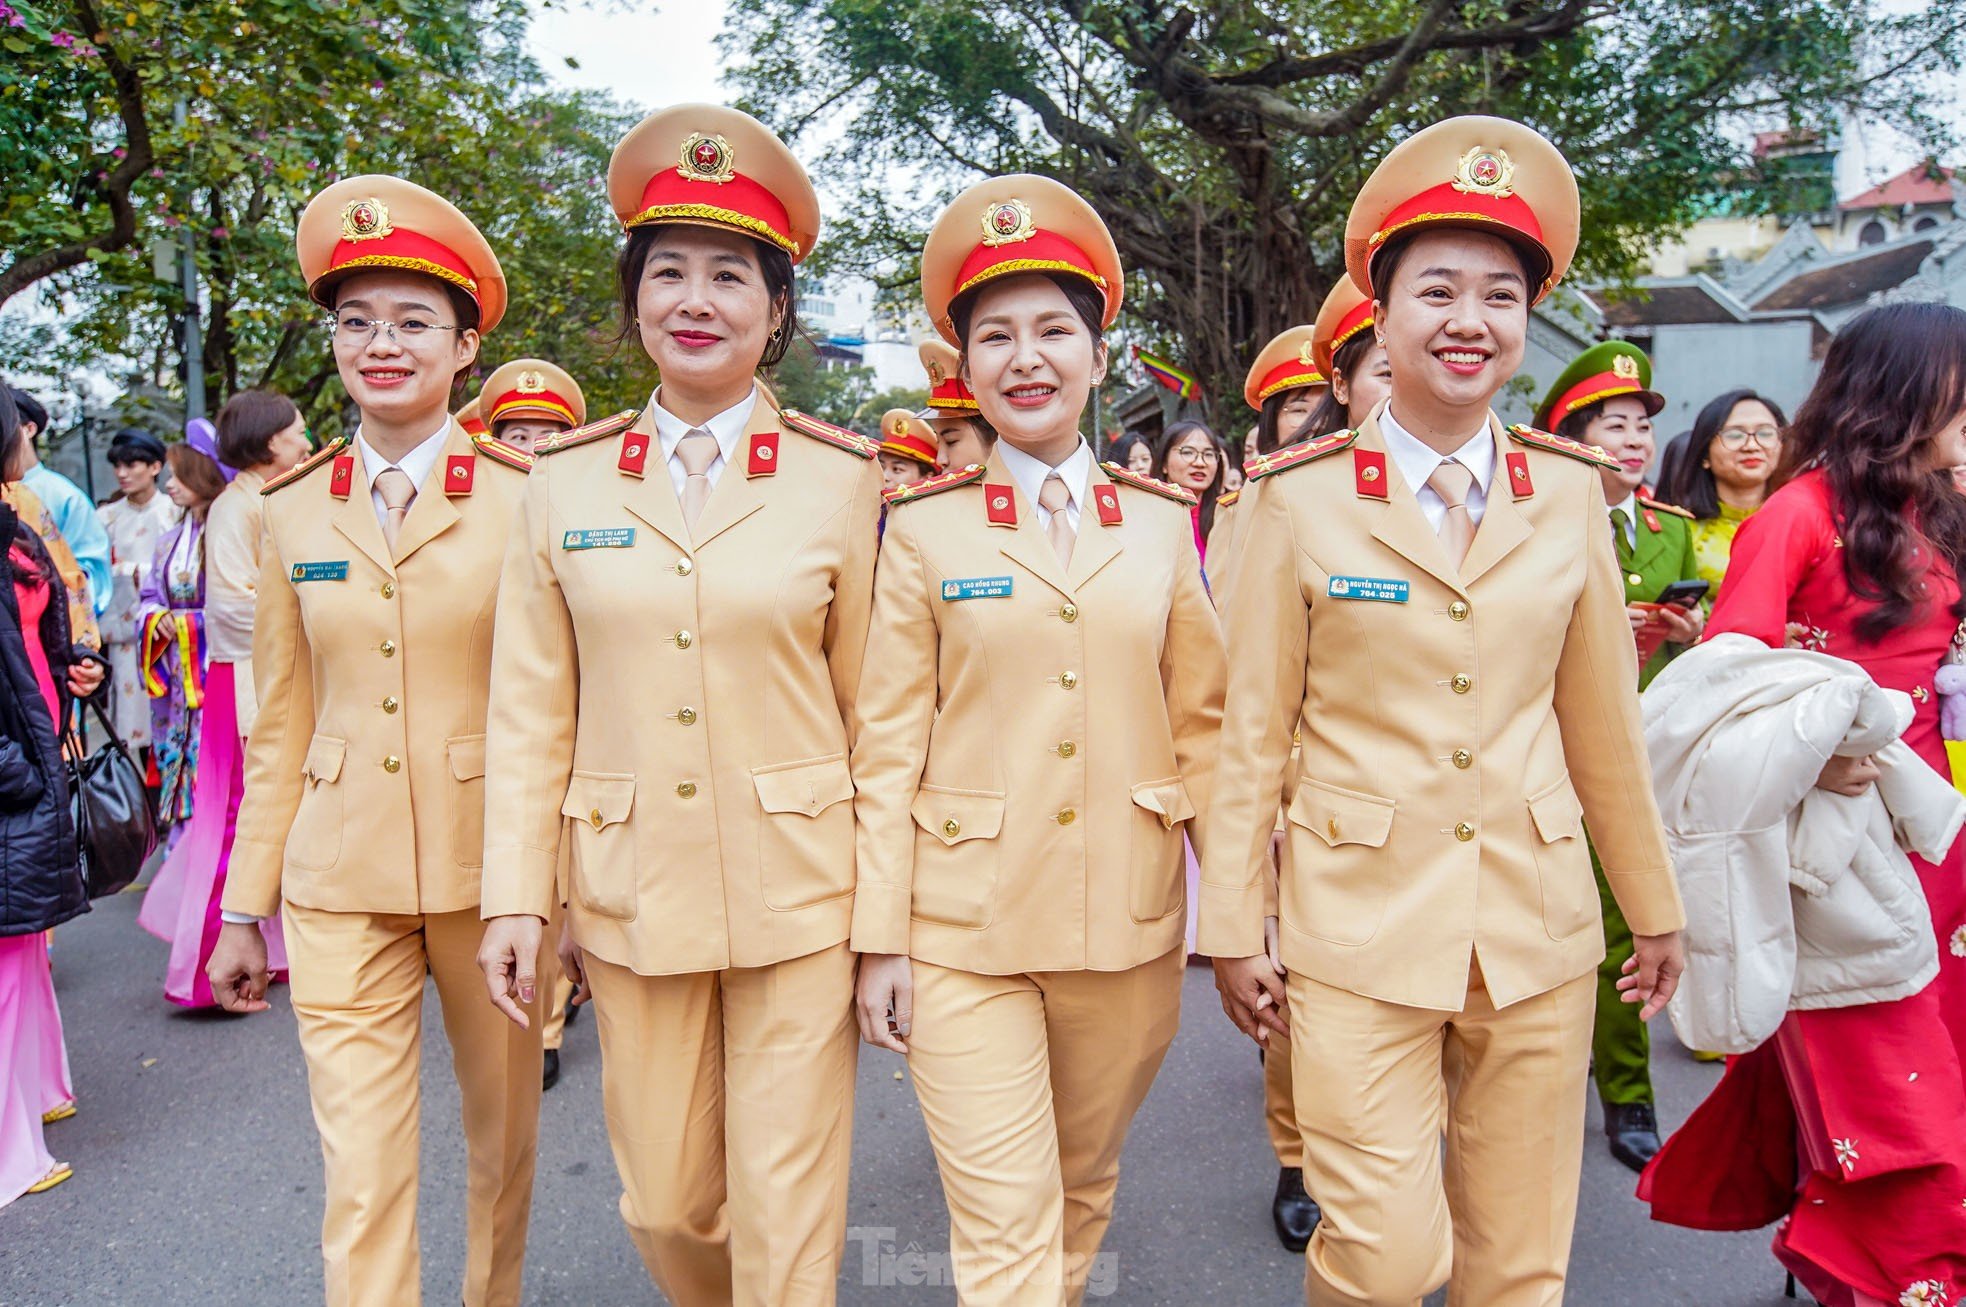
[1284,778,1395,946]
[561,772,637,921]
[1128,778,1195,922]
[287,735,347,872]
[752,754,856,911]
[909,784,1005,928]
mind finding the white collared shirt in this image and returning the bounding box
[648,386,758,500]
[1607,492,1638,550]
[994,438,1093,532]
[356,418,451,529]
[1380,404,1496,533]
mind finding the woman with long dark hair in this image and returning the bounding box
[137,440,228,828]
[1657,388,1788,615]
[1154,419,1227,560]
[0,381,107,1206]
[1643,302,1966,1304]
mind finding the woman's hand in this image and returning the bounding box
[557,919,589,1009]
[1653,601,1705,645]
[66,659,105,699]
[207,922,272,1014]
[1626,604,1651,632]
[1815,753,1880,796]
[1213,930,1290,1047]
[855,953,914,1054]
[476,914,545,1028]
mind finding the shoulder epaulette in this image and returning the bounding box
[883,462,986,505]
[1507,424,1619,470]
[471,433,534,472]
[1217,488,1241,509]
[1245,429,1356,482]
[261,437,350,495]
[1100,462,1199,506]
[781,408,879,459]
[1638,494,1694,520]
[536,410,638,456]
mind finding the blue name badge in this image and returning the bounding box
[290,561,349,584]
[562,527,637,551]
[941,576,1014,602]
[1326,575,1410,603]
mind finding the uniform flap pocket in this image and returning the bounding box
[447,734,486,781]
[1526,776,1583,844]
[751,753,854,817]
[302,735,347,785]
[561,771,636,831]
[1289,778,1394,849]
[1130,777,1196,829]
[910,784,1006,846]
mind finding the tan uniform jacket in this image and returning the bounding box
[225,421,530,919]
[850,454,1227,974]
[480,393,883,976]
[1203,488,1246,605]
[1198,411,1683,1011]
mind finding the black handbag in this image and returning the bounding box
[66,694,159,898]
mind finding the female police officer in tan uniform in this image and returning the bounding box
[852,176,1226,1306]
[1202,117,1685,1307]
[206,176,542,1307]
[475,105,882,1307]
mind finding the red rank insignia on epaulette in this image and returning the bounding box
[329,455,354,500]
[1641,504,1661,533]
[618,431,651,478]
[747,431,779,477]
[443,454,476,496]
[1506,451,1533,499]
[1353,449,1388,500]
[1092,483,1122,525]
[984,483,1018,527]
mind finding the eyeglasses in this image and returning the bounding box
[1171,446,1220,463]
[325,314,464,347]
[1715,425,1781,449]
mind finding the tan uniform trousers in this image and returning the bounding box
[583,941,857,1307]
[908,947,1184,1307]
[1264,1027,1300,1168]
[282,903,544,1307]
[541,898,574,1053]
[1287,967,1595,1307]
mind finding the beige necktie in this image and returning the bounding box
[373,467,416,552]
[1038,472,1075,566]
[676,429,718,529]
[1427,459,1476,569]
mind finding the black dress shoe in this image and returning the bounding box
[1271,1166,1320,1253]
[542,1049,561,1093]
[1603,1101,1661,1173]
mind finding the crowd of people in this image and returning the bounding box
[0,101,1963,1307]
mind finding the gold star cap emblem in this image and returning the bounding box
[339,197,393,243]
[1611,353,1641,380]
[516,369,547,393]
[678,132,737,184]
[1452,146,1516,198]
[980,198,1036,247]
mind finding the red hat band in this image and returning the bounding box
[954,229,1108,303]
[489,388,578,426]
[1330,300,1375,353]
[1367,181,1547,288]
[881,434,938,466]
[1549,373,1641,429]
[1256,362,1326,404]
[321,227,480,306]
[927,376,978,410]
[630,168,796,254]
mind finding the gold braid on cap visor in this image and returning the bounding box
[954,259,1110,301]
[490,397,579,425]
[320,254,479,298]
[1549,383,1643,427]
[622,202,800,255]
[1257,370,1326,402]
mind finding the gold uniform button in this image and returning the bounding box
[1452,748,1472,769]
[676,558,694,576]
[1060,671,1078,689]
[1448,600,1469,621]
[589,808,604,829]
[380,581,396,599]
[1057,740,1077,758]
[943,818,961,838]
[381,696,399,714]
[1627,572,1645,588]
[382,755,401,774]
[1060,603,1079,623]
[1455,822,1475,842]
[676,781,697,798]
[674,630,693,649]
[1056,808,1076,825]
[1450,673,1472,694]
[1327,816,1340,841]
[677,707,698,725]
[379,639,397,658]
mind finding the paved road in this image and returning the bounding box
[1,890,1793,1305]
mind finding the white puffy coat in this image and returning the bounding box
[1640,634,1961,1054]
